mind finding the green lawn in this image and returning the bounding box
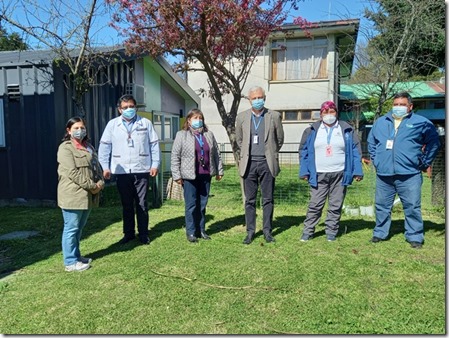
[0,165,445,334]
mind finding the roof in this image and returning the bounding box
[0,47,199,104]
[280,19,360,32]
[415,108,445,120]
[0,50,56,66]
[340,81,445,101]
[0,46,129,67]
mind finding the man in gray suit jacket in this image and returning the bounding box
[236,86,284,244]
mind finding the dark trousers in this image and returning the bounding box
[116,173,149,238]
[303,171,346,237]
[243,158,275,236]
[183,175,211,236]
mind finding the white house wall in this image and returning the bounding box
[187,34,340,147]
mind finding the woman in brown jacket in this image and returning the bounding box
[57,117,104,272]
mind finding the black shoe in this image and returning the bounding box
[187,235,198,243]
[264,234,276,243]
[118,235,135,244]
[139,236,150,245]
[370,236,384,243]
[243,234,254,245]
[200,232,211,240]
[409,241,422,249]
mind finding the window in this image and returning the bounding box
[271,38,328,81]
[0,100,5,147]
[433,100,445,109]
[153,112,180,141]
[280,109,321,121]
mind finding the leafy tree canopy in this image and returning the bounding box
[0,28,28,51]
[365,0,445,77]
[107,0,306,157]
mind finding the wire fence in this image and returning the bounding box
[157,143,379,210]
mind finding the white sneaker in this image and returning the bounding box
[79,256,92,264]
[65,261,90,272]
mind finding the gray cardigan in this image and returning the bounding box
[171,129,224,181]
[235,108,284,177]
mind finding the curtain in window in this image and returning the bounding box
[272,38,327,80]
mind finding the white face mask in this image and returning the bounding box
[322,114,337,125]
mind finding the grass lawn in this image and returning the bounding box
[0,164,445,334]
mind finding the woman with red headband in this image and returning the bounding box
[298,100,364,242]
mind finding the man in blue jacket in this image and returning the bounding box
[368,91,440,249]
[299,101,363,242]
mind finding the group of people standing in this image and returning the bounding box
[56,88,440,272]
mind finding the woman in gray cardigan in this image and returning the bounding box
[57,117,104,272]
[171,109,224,242]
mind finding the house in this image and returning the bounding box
[340,81,445,123]
[187,19,360,154]
[0,48,200,206]
[339,81,446,155]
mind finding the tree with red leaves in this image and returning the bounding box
[107,0,308,160]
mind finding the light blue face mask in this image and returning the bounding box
[392,106,409,119]
[122,108,137,120]
[251,98,265,111]
[191,120,203,129]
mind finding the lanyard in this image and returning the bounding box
[194,134,204,156]
[252,114,263,132]
[122,119,135,138]
[325,126,335,145]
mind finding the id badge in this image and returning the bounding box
[127,137,134,147]
[386,140,393,149]
[325,145,333,157]
[253,135,259,144]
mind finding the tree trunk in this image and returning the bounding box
[223,115,246,208]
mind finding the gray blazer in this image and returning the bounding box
[171,129,224,181]
[235,108,284,177]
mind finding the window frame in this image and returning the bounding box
[270,37,328,81]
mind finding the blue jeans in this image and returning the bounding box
[183,175,211,236]
[373,173,424,243]
[61,209,91,266]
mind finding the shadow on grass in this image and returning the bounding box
[207,214,246,235]
[151,216,185,240]
[337,219,446,241]
[84,215,188,261]
[0,206,121,280]
[272,215,305,237]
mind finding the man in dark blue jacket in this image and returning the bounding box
[368,92,440,249]
[299,101,363,242]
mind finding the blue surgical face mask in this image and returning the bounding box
[72,128,86,140]
[191,120,203,129]
[122,107,137,120]
[392,106,409,119]
[251,98,265,111]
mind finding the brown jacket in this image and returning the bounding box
[57,140,104,209]
[235,108,284,177]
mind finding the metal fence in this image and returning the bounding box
[155,142,379,208]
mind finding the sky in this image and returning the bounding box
[290,0,370,23]
[5,0,373,49]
